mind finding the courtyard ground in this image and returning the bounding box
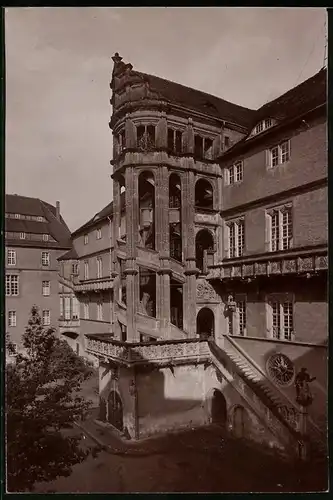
[34,418,328,493]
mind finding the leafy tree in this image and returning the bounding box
[6,306,95,492]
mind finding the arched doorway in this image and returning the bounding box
[195,229,214,272]
[197,307,214,339]
[107,391,123,431]
[232,405,250,439]
[211,389,227,427]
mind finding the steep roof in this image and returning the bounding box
[5,194,71,249]
[138,72,255,128]
[254,67,326,125]
[58,247,79,261]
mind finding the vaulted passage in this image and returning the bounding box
[195,178,213,209]
[197,307,214,339]
[196,229,214,273]
[139,171,155,250]
[211,389,227,427]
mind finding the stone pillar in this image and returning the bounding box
[182,166,198,336]
[112,178,121,274]
[125,167,139,342]
[156,113,167,149]
[155,165,169,256]
[157,267,171,338]
[125,115,136,149]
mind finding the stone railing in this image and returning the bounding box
[75,277,114,292]
[85,336,210,366]
[58,317,80,329]
[208,246,327,281]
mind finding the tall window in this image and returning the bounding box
[84,302,89,320]
[96,228,102,240]
[8,311,17,327]
[41,251,50,266]
[269,299,294,341]
[42,281,50,296]
[167,128,183,154]
[60,297,64,318]
[268,206,292,251]
[118,129,126,154]
[194,135,213,159]
[6,275,19,296]
[226,161,243,185]
[268,140,290,167]
[84,233,89,245]
[72,263,79,275]
[42,234,49,242]
[84,260,89,280]
[7,249,16,266]
[227,219,245,258]
[97,256,103,279]
[42,310,51,326]
[72,297,79,320]
[97,302,103,321]
[64,297,71,320]
[237,300,247,336]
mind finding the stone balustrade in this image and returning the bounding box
[85,336,210,365]
[208,247,328,281]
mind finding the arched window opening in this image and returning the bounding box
[169,174,181,209]
[118,175,126,240]
[137,124,156,151]
[168,129,183,154]
[195,229,214,273]
[170,279,183,329]
[195,178,214,209]
[170,223,182,262]
[139,267,156,318]
[197,307,215,339]
[139,171,155,250]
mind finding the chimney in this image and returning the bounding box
[56,201,60,220]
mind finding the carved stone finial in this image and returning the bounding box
[112,52,123,64]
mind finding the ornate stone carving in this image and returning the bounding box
[233,266,241,277]
[266,353,295,387]
[256,262,267,275]
[224,267,232,278]
[243,264,253,276]
[316,255,328,270]
[283,259,296,273]
[196,281,217,301]
[270,261,281,274]
[299,257,313,271]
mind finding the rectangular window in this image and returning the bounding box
[64,296,71,320]
[42,234,49,241]
[84,302,89,320]
[8,310,17,327]
[227,161,243,185]
[237,301,246,336]
[42,281,50,296]
[227,219,245,258]
[97,302,103,321]
[72,297,79,320]
[270,300,294,341]
[167,128,183,154]
[255,121,263,134]
[60,297,64,318]
[6,275,19,296]
[84,234,88,245]
[118,130,126,153]
[265,118,272,129]
[224,136,230,148]
[268,206,292,252]
[84,260,89,280]
[269,140,290,167]
[42,310,51,326]
[96,256,103,279]
[72,263,79,275]
[7,249,16,266]
[19,232,26,240]
[41,251,50,266]
[194,135,204,158]
[96,228,102,240]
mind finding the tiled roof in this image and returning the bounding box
[72,193,125,237]
[138,72,255,128]
[5,194,71,249]
[253,67,326,125]
[58,247,79,261]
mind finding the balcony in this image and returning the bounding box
[75,276,114,293]
[85,335,210,367]
[58,317,80,332]
[208,245,328,281]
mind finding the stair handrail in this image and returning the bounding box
[224,335,326,442]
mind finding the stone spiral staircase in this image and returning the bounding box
[209,336,327,461]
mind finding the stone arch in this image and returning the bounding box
[139,170,155,249]
[231,404,251,439]
[195,229,214,272]
[107,390,123,431]
[195,177,214,209]
[197,307,215,339]
[206,388,228,427]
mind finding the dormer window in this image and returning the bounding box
[252,118,275,137]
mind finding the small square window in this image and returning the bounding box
[42,234,49,241]
[19,232,26,240]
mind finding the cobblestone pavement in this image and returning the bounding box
[34,421,328,493]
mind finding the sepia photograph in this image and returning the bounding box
[4,6,328,493]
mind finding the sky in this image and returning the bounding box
[5,7,327,231]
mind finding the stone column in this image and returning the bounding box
[112,178,121,275]
[182,166,198,336]
[125,167,139,342]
